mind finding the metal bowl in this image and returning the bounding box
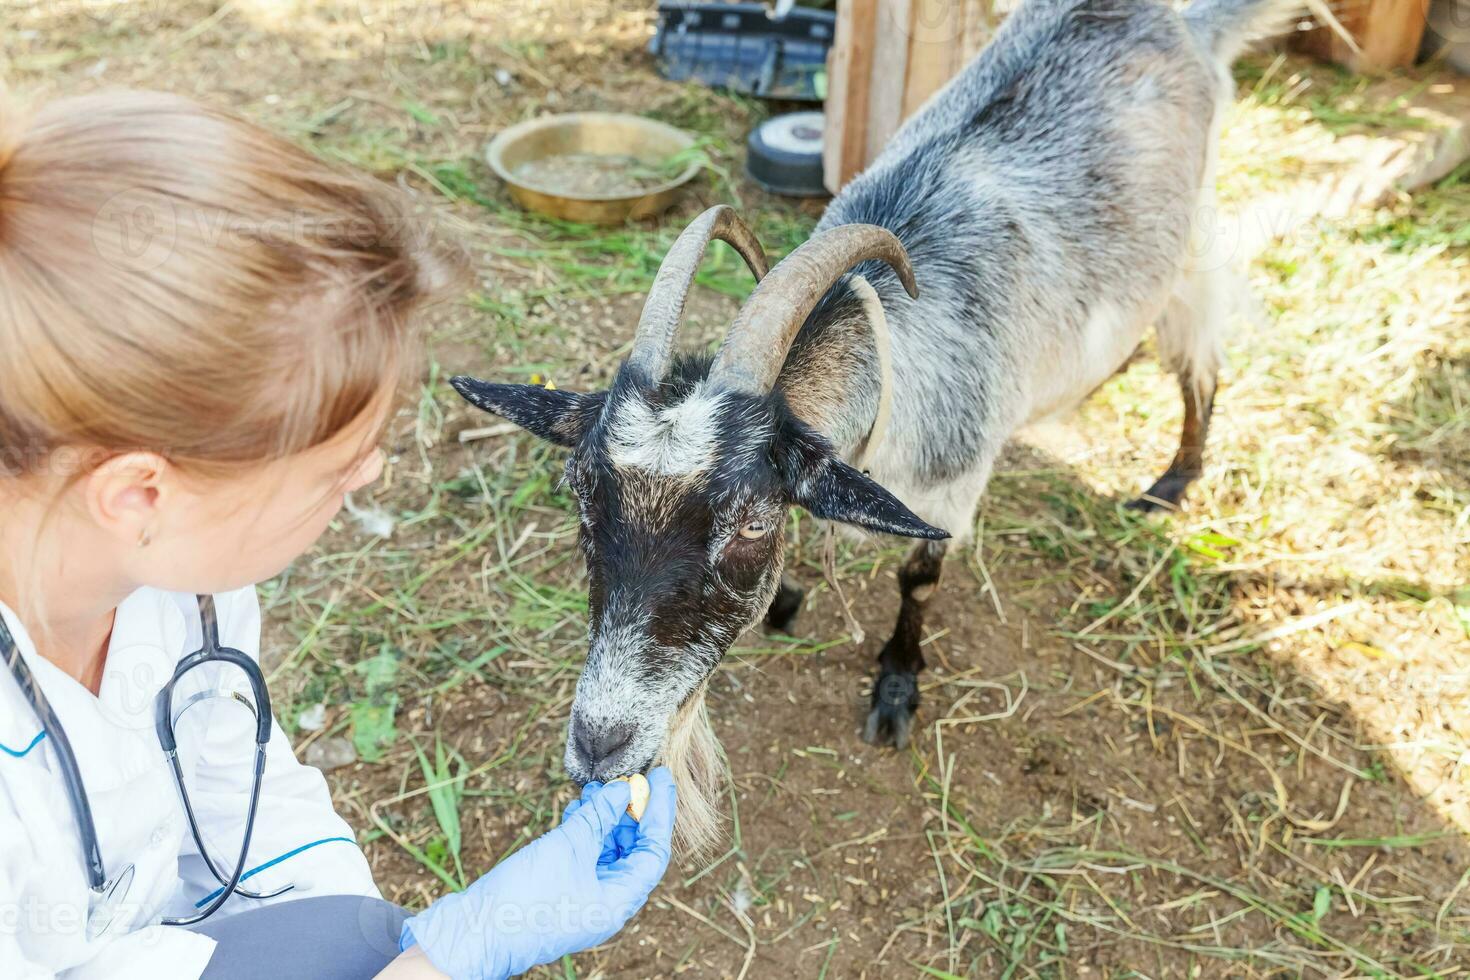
[485,112,700,225]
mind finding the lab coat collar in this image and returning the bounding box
[0,596,44,755]
[100,589,189,730]
[1,589,189,790]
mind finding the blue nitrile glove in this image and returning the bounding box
[560,781,639,863]
[400,768,677,980]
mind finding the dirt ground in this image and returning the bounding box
[5,1,1469,977]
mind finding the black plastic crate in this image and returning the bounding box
[649,2,836,102]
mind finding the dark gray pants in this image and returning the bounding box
[192,896,410,979]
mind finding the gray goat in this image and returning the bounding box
[456,0,1288,851]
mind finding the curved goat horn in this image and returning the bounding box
[708,224,918,395]
[627,205,769,382]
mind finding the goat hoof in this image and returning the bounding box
[764,581,805,633]
[863,671,918,749]
[1126,473,1195,513]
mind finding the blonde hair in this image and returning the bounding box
[0,89,462,481]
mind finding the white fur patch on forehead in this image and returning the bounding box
[607,382,729,478]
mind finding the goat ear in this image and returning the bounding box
[451,376,604,448]
[795,458,951,540]
[776,428,949,540]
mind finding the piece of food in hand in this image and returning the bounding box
[609,773,650,821]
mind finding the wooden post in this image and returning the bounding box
[824,0,997,193]
[903,0,964,117]
[823,0,880,193]
[866,0,912,166]
[1295,0,1429,72]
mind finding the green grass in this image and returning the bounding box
[14,4,1467,973]
[467,183,812,293]
[367,68,1470,958]
[1236,57,1439,135]
[1358,160,1470,251]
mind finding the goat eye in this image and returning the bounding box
[738,520,772,541]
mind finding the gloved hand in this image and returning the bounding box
[559,781,639,863]
[401,768,677,980]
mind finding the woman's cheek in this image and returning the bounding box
[285,492,348,551]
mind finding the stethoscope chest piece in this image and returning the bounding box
[86,862,136,939]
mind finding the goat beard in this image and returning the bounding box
[658,680,729,859]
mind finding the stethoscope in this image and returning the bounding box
[0,595,291,932]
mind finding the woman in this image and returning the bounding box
[0,89,675,979]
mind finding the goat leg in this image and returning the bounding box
[765,573,805,633]
[1129,372,1215,512]
[864,539,947,749]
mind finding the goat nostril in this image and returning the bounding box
[595,721,635,765]
[572,717,594,762]
[573,718,637,779]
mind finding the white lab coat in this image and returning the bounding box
[0,587,381,979]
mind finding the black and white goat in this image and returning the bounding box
[456,0,1295,851]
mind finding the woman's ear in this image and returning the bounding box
[82,451,169,546]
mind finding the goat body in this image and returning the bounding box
[786,0,1245,531]
[454,0,1280,853]
[766,0,1253,747]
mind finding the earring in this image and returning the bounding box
[138,528,153,549]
